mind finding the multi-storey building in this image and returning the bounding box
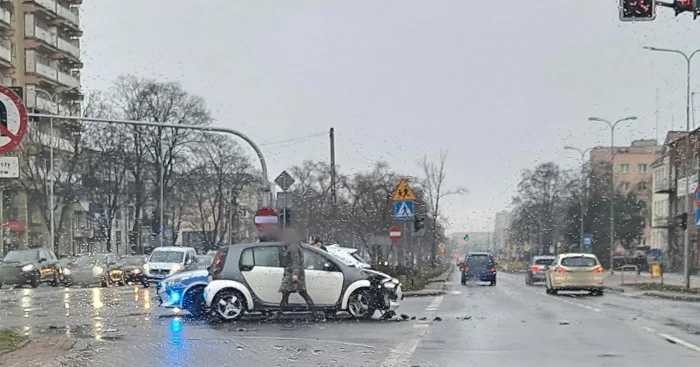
[0,0,83,255]
[651,132,686,254]
[493,211,511,251]
[589,139,662,246]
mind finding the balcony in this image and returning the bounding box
[56,4,78,27]
[654,176,672,193]
[57,37,79,59]
[0,7,11,30]
[652,216,671,229]
[34,131,75,153]
[35,60,57,80]
[0,43,10,64]
[57,70,78,88]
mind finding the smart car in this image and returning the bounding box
[204,242,403,321]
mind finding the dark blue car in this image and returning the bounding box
[460,252,497,286]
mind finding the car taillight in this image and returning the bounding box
[209,248,228,276]
[530,265,541,272]
[463,266,470,272]
[490,267,496,272]
[592,266,604,273]
[554,267,568,274]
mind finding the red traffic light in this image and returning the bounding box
[620,0,656,21]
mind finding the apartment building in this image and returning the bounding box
[493,211,511,251]
[650,132,686,254]
[589,139,662,246]
[0,0,83,255]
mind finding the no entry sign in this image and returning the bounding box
[0,86,28,154]
[254,207,279,231]
[389,225,401,243]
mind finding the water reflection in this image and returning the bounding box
[21,289,31,318]
[92,288,104,310]
[165,317,186,365]
[63,289,70,317]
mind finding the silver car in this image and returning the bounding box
[525,256,556,285]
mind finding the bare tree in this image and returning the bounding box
[419,151,467,263]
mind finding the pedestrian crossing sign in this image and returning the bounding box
[392,178,417,201]
[394,200,414,220]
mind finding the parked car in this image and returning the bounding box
[63,253,125,287]
[0,248,63,288]
[525,255,556,285]
[144,246,197,282]
[120,255,150,287]
[157,256,215,316]
[460,252,497,286]
[545,253,605,296]
[203,242,403,321]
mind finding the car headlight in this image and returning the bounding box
[170,264,183,274]
[131,269,141,274]
[143,264,150,271]
[21,264,34,272]
[92,266,104,276]
[383,282,396,289]
[63,268,71,275]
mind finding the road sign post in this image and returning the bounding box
[275,170,295,229]
[0,86,28,155]
[392,178,417,266]
[583,234,593,253]
[394,200,414,220]
[694,184,700,206]
[254,207,280,236]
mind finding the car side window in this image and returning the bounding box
[303,249,329,271]
[240,249,254,268]
[254,247,281,267]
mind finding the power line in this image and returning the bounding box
[259,132,326,147]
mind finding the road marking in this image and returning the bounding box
[381,337,422,367]
[658,333,700,353]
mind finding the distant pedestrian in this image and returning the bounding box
[310,236,327,252]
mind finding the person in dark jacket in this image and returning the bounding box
[277,228,317,318]
[310,236,327,251]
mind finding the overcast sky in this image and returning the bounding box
[80,1,698,233]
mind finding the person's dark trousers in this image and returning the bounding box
[277,291,320,319]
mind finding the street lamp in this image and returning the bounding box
[564,146,593,253]
[32,87,78,254]
[588,116,637,273]
[644,46,700,289]
[159,138,167,244]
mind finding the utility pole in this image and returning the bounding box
[329,127,337,240]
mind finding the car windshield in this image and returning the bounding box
[121,257,145,266]
[561,257,598,267]
[466,255,492,267]
[73,255,107,266]
[3,250,39,262]
[350,252,367,264]
[193,256,213,269]
[149,251,184,263]
[534,258,555,266]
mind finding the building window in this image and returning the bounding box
[638,164,648,173]
[620,182,630,191]
[621,164,629,173]
[637,182,648,191]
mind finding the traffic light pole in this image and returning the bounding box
[564,146,593,253]
[643,47,700,289]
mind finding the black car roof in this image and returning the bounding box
[467,252,492,256]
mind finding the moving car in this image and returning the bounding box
[120,255,150,287]
[525,255,556,285]
[204,242,403,321]
[63,253,125,287]
[157,255,215,316]
[460,252,497,286]
[144,246,197,282]
[0,248,63,288]
[326,244,371,269]
[544,253,605,296]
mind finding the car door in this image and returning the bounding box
[38,250,55,279]
[239,246,284,304]
[291,249,344,306]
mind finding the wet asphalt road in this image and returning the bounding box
[1,271,700,366]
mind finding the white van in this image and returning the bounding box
[144,246,197,281]
[326,244,371,268]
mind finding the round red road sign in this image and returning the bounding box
[389,225,401,243]
[0,86,28,155]
[254,207,279,231]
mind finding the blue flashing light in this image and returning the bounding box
[170,291,180,303]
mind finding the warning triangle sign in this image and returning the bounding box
[392,178,417,201]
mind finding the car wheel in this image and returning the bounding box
[142,280,150,288]
[525,275,532,285]
[347,288,375,320]
[489,278,496,286]
[183,286,207,317]
[592,289,604,296]
[550,289,558,295]
[30,275,40,288]
[213,289,246,322]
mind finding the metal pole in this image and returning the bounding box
[27,113,274,208]
[283,188,287,230]
[49,115,55,253]
[564,146,592,253]
[159,140,164,244]
[643,47,700,289]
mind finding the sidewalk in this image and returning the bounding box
[402,264,455,297]
[605,271,700,302]
[0,336,86,367]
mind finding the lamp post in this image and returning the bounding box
[564,146,593,253]
[644,46,700,289]
[588,116,637,273]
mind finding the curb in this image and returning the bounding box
[402,290,446,298]
[0,338,30,357]
[643,292,700,302]
[605,286,626,293]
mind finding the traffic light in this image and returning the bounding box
[673,0,700,18]
[677,212,688,230]
[620,0,656,21]
[413,216,425,232]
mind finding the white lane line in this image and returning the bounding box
[381,337,422,367]
[658,333,700,353]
